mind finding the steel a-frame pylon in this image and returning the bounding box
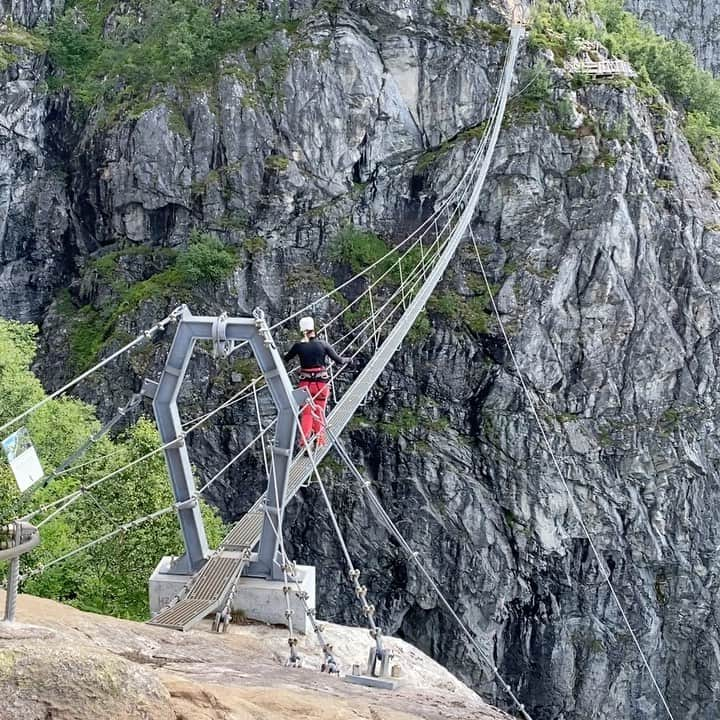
[151,305,303,578]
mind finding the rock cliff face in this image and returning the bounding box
[624,0,720,75]
[2,1,720,719]
[0,0,71,320]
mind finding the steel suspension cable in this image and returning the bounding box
[253,381,273,484]
[314,474,385,655]
[269,51,508,334]
[24,377,283,525]
[196,420,278,496]
[321,234,449,352]
[7,422,278,591]
[29,251,429,523]
[327,431,534,720]
[0,46,503,451]
[15,504,180,584]
[5,102,473,483]
[266,432,303,666]
[468,229,676,719]
[0,309,182,436]
[181,380,263,428]
[13,26,514,544]
[179,241,441,450]
[252,448,340,673]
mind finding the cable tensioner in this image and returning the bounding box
[286,636,303,668]
[321,643,340,675]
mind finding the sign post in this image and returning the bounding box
[0,521,40,622]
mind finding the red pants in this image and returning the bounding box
[298,380,330,446]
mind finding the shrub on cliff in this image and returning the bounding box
[531,0,720,191]
[48,0,276,111]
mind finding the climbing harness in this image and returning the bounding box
[299,367,330,381]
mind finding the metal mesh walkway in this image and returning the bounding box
[148,25,523,632]
[148,552,249,631]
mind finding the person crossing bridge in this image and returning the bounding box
[283,317,350,448]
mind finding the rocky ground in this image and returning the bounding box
[0,591,509,720]
[4,0,720,717]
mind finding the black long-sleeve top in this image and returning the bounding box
[283,338,345,369]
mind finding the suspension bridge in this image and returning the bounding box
[0,8,679,720]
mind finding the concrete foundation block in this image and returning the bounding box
[149,556,316,634]
[149,556,192,616]
[234,565,316,635]
[343,675,400,691]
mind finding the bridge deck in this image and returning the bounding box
[147,24,523,633]
[147,553,249,631]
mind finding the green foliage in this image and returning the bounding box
[428,287,492,334]
[286,265,335,292]
[66,303,108,373]
[0,46,15,70]
[0,320,225,619]
[176,232,238,284]
[567,162,593,176]
[317,0,341,14]
[407,311,432,344]
[507,61,552,118]
[531,0,720,121]
[591,0,712,105]
[529,0,597,60]
[243,235,267,256]
[256,43,290,103]
[416,145,451,173]
[231,357,260,384]
[467,19,509,44]
[331,225,390,275]
[379,408,421,439]
[415,121,489,172]
[0,21,48,70]
[62,235,238,371]
[532,0,720,188]
[379,404,449,439]
[264,154,290,172]
[48,1,277,112]
[590,0,720,121]
[567,148,616,177]
[596,149,617,167]
[684,111,720,193]
[432,0,450,19]
[556,95,575,132]
[602,114,629,141]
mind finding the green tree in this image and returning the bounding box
[176,231,238,284]
[0,319,224,620]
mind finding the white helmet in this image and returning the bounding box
[299,316,315,333]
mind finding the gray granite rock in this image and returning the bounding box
[2,2,720,719]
